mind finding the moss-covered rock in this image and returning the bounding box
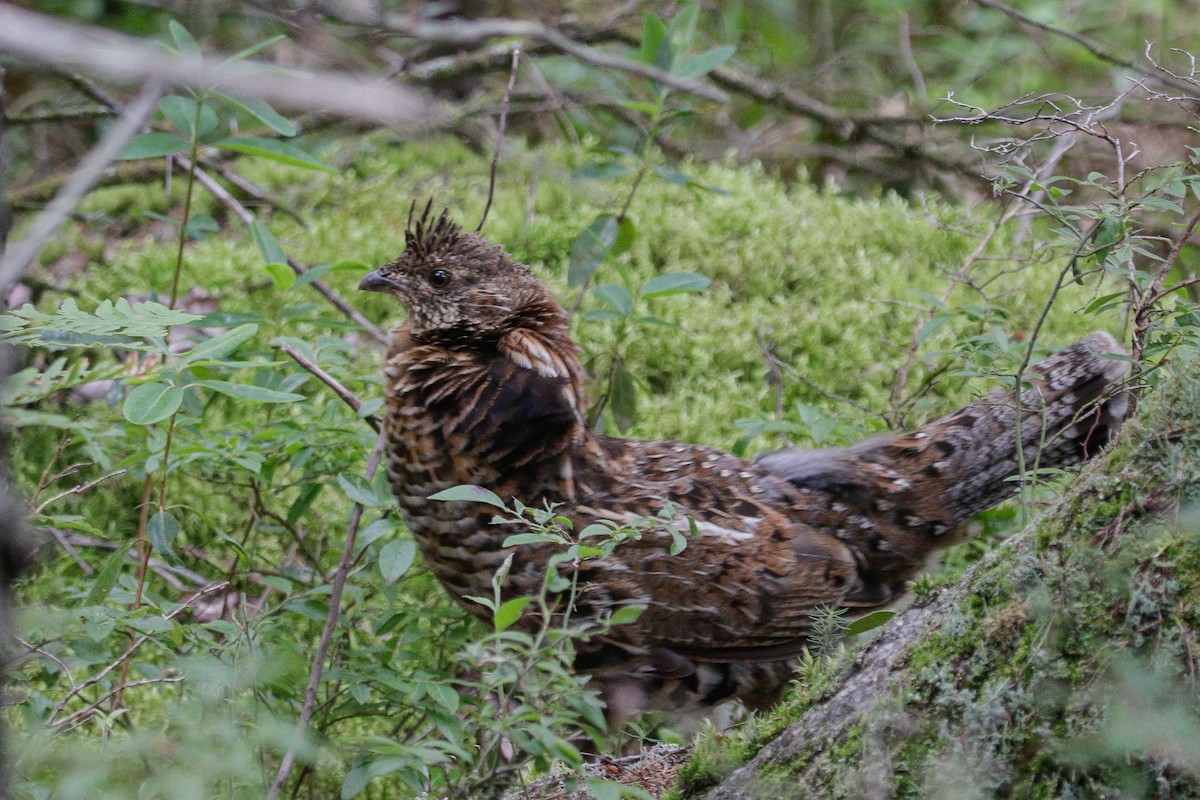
[694,353,1200,799]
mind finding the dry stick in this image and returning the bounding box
[277,342,380,431]
[0,4,441,127]
[477,48,521,232]
[972,0,1195,95]
[174,155,388,346]
[53,675,185,732]
[755,325,790,446]
[0,79,162,294]
[47,582,230,726]
[323,3,727,104]
[51,529,207,590]
[267,428,388,800]
[33,469,127,515]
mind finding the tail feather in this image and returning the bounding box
[756,332,1128,526]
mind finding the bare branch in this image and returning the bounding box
[276,342,379,431]
[972,0,1195,95]
[173,155,389,346]
[319,1,728,103]
[46,582,229,725]
[0,4,443,126]
[267,428,388,800]
[0,79,161,295]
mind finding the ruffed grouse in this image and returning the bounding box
[359,208,1127,719]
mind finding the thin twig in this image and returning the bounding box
[323,3,728,104]
[33,469,127,515]
[267,428,388,800]
[47,582,229,725]
[173,155,389,346]
[52,675,184,732]
[276,342,380,431]
[756,325,790,446]
[0,79,162,295]
[477,48,520,232]
[50,529,207,590]
[972,0,1195,94]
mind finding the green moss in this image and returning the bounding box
[700,353,1200,798]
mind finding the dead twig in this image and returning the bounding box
[477,48,520,232]
[0,79,162,295]
[52,675,185,732]
[756,324,790,446]
[972,0,1195,95]
[267,427,388,800]
[276,342,380,431]
[33,469,127,515]
[322,2,728,104]
[173,154,388,346]
[46,582,229,726]
[0,4,441,126]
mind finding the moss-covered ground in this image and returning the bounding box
[673,355,1200,799]
[8,134,1139,798]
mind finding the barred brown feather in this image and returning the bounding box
[360,210,1128,717]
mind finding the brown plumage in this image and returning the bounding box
[359,208,1128,719]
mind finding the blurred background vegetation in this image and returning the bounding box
[2,0,1200,797]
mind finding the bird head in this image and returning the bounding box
[360,203,549,341]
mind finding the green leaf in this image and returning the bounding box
[291,264,331,291]
[637,12,669,67]
[184,213,219,241]
[183,324,259,364]
[250,220,289,267]
[495,596,534,632]
[124,382,183,425]
[159,95,218,139]
[199,380,304,403]
[640,272,711,299]
[568,215,619,288]
[593,283,633,316]
[425,683,460,713]
[213,136,335,172]
[338,474,384,507]
[223,95,297,136]
[673,45,736,79]
[86,542,133,604]
[503,532,559,546]
[586,779,623,800]
[264,262,296,291]
[428,484,507,509]
[846,609,897,636]
[222,34,286,64]
[575,162,630,181]
[378,539,416,583]
[610,359,637,433]
[148,510,181,566]
[168,20,200,55]
[667,4,700,46]
[116,131,191,160]
[609,604,647,626]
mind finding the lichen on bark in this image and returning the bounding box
[695,353,1200,799]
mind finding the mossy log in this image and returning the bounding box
[701,356,1200,799]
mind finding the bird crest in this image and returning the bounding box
[404,199,462,262]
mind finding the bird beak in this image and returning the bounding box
[359,269,403,293]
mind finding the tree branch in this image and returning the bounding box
[0,3,443,126]
[0,78,162,295]
[267,428,388,800]
[319,1,728,104]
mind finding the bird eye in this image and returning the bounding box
[429,268,451,288]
